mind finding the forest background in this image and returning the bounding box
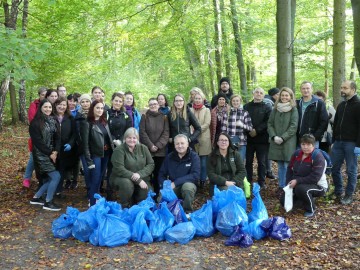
[0,0,359,130]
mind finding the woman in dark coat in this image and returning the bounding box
[29,99,61,211]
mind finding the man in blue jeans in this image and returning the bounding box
[331,80,360,205]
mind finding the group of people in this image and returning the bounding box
[25,78,359,218]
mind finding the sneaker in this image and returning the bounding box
[30,197,45,205]
[266,171,277,179]
[64,181,71,189]
[304,211,315,218]
[341,194,353,205]
[43,201,61,211]
[23,178,31,188]
[70,181,78,189]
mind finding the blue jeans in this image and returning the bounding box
[200,155,208,182]
[34,170,60,202]
[23,152,34,179]
[89,151,110,205]
[230,136,246,163]
[331,141,358,196]
[277,161,288,188]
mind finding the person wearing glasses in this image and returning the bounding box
[168,93,201,152]
[140,98,170,198]
[207,133,246,196]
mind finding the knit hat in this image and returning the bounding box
[219,77,230,86]
[268,87,280,97]
[216,93,228,103]
[78,94,92,103]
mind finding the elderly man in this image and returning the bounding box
[158,134,200,213]
[331,80,360,205]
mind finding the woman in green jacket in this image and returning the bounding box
[110,127,155,207]
[267,87,298,190]
[207,133,246,196]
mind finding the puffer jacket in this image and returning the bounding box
[168,108,202,142]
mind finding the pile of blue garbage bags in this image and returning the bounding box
[52,181,291,248]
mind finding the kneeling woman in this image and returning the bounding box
[283,134,327,217]
[207,133,246,196]
[110,128,155,207]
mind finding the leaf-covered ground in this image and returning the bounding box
[0,124,359,270]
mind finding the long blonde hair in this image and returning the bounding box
[171,93,187,121]
[274,87,296,109]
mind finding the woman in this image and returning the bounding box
[210,93,230,146]
[124,91,141,131]
[157,93,170,116]
[222,94,252,162]
[207,133,246,196]
[140,98,169,197]
[29,99,61,211]
[187,87,211,109]
[83,100,114,206]
[45,89,58,104]
[91,86,110,112]
[268,87,298,191]
[168,93,201,152]
[282,134,327,217]
[53,97,78,194]
[105,92,132,199]
[110,128,155,208]
[190,91,212,186]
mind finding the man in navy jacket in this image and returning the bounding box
[158,134,200,213]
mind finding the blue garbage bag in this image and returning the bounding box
[248,219,267,240]
[215,201,248,236]
[52,207,80,239]
[72,207,98,242]
[98,213,131,247]
[164,222,196,244]
[150,202,175,241]
[160,180,178,202]
[138,190,157,211]
[225,225,253,248]
[260,216,292,241]
[248,183,268,223]
[190,200,215,237]
[167,199,188,224]
[131,208,156,243]
[106,201,122,216]
[212,186,231,220]
[89,228,99,246]
[227,185,247,211]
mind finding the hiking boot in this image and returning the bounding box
[266,171,277,179]
[43,201,61,211]
[304,211,315,218]
[23,178,31,188]
[70,181,78,189]
[30,197,45,205]
[341,194,353,205]
[64,180,71,189]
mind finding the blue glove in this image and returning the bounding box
[64,144,71,152]
[354,147,360,156]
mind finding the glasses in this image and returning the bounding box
[149,103,159,106]
[219,139,229,142]
[175,100,184,103]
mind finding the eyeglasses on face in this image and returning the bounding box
[174,100,184,103]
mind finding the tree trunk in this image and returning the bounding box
[324,38,329,96]
[276,0,292,89]
[290,0,296,91]
[333,0,346,108]
[0,78,11,131]
[350,57,356,80]
[220,0,231,79]
[9,82,19,124]
[351,0,360,76]
[229,0,247,98]
[213,0,223,82]
[204,0,216,95]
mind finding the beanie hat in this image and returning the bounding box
[219,77,230,86]
[216,93,228,103]
[78,94,92,103]
[268,87,280,96]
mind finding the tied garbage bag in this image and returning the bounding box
[215,201,248,236]
[150,202,175,241]
[248,219,267,240]
[138,190,157,211]
[225,225,253,248]
[131,208,156,244]
[52,207,80,239]
[160,180,177,202]
[227,185,246,211]
[260,216,292,241]
[190,200,215,237]
[167,199,188,224]
[72,207,98,242]
[106,201,123,216]
[244,177,251,199]
[248,183,268,223]
[98,214,131,247]
[164,222,196,245]
[89,228,99,246]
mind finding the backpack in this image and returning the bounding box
[294,148,332,175]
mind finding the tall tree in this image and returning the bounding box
[229,0,247,98]
[333,0,346,107]
[276,0,293,89]
[213,0,223,83]
[351,0,360,76]
[220,0,231,79]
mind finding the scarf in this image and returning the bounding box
[159,106,170,115]
[192,103,204,110]
[125,105,134,125]
[277,102,293,113]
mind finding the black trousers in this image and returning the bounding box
[245,143,268,185]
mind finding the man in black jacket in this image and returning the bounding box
[296,81,328,147]
[244,88,272,187]
[331,80,360,205]
[211,77,234,109]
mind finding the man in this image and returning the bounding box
[57,85,67,98]
[331,80,360,205]
[243,88,272,187]
[296,81,328,147]
[158,134,200,213]
[211,77,234,109]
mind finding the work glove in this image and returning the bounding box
[237,120,245,128]
[64,144,71,152]
[274,136,284,145]
[113,139,121,147]
[88,164,95,169]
